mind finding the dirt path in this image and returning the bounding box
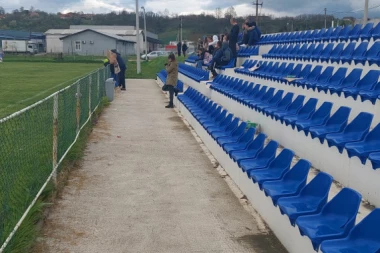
[32,79,286,253]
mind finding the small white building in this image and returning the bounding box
[45,25,160,55]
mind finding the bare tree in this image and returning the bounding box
[224,6,237,19]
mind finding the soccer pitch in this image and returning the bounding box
[0,62,101,118]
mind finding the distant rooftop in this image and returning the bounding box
[0,30,45,40]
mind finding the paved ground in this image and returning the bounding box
[33,79,286,253]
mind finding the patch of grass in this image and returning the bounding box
[4,97,109,253]
[126,56,186,79]
[0,62,100,118]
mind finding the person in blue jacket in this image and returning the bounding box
[111,49,127,91]
[208,41,232,78]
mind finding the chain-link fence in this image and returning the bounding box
[0,67,110,252]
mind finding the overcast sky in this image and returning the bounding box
[1,0,380,18]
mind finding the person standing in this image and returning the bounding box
[182,41,188,57]
[103,58,119,87]
[111,49,127,91]
[177,41,182,56]
[162,53,179,108]
[229,17,239,58]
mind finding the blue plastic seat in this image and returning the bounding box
[239,140,279,173]
[285,44,301,60]
[301,30,312,43]
[316,67,347,94]
[320,27,334,42]
[294,65,323,89]
[353,41,380,65]
[329,26,343,42]
[359,82,380,104]
[369,152,380,170]
[345,122,380,164]
[348,24,363,41]
[296,188,362,251]
[263,45,278,58]
[329,43,345,64]
[248,149,294,188]
[278,172,333,226]
[309,107,351,144]
[371,22,380,41]
[293,44,309,61]
[307,29,319,43]
[209,117,239,138]
[295,102,333,136]
[358,22,374,41]
[243,86,270,107]
[230,133,267,166]
[342,70,380,99]
[264,92,294,117]
[310,43,326,62]
[216,121,247,146]
[272,95,305,121]
[282,98,318,128]
[318,43,335,63]
[223,127,256,154]
[329,68,362,97]
[338,25,353,42]
[320,208,380,253]
[350,42,369,65]
[257,62,279,79]
[306,66,334,91]
[266,62,287,81]
[325,112,374,153]
[272,63,295,82]
[302,44,317,61]
[262,159,311,206]
[339,42,356,64]
[366,41,380,66]
[286,64,313,86]
[255,90,284,113]
[280,64,303,84]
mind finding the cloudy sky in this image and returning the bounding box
[1,0,380,18]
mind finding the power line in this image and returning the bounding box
[327,3,380,14]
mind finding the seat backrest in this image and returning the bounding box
[340,42,356,57]
[260,87,275,101]
[281,63,295,75]
[365,41,380,57]
[282,159,310,183]
[371,22,380,35]
[349,24,363,36]
[304,44,317,55]
[253,86,268,99]
[339,25,353,36]
[277,92,294,108]
[311,102,333,120]
[298,98,318,115]
[321,188,361,223]
[326,106,351,126]
[330,67,348,85]
[225,117,240,132]
[311,43,325,55]
[320,43,334,56]
[301,172,333,199]
[317,66,334,82]
[307,65,323,80]
[247,133,267,150]
[331,26,342,37]
[240,127,256,143]
[360,22,374,35]
[297,44,309,54]
[287,95,305,112]
[330,43,345,56]
[232,122,248,137]
[356,70,380,89]
[269,90,285,104]
[364,123,380,143]
[322,27,334,38]
[256,140,279,159]
[289,64,303,76]
[298,64,312,78]
[348,208,380,240]
[268,148,294,169]
[352,42,369,57]
[289,44,301,55]
[341,68,362,87]
[343,112,373,134]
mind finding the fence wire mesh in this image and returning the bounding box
[0,67,110,251]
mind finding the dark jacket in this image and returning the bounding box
[221,42,232,63]
[182,43,188,52]
[165,60,178,86]
[212,47,223,63]
[115,54,126,71]
[229,24,239,45]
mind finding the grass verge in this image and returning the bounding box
[3,97,110,253]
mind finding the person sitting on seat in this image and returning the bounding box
[208,41,232,78]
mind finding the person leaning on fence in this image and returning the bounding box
[110,49,127,91]
[103,58,119,88]
[162,53,179,108]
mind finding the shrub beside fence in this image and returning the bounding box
[0,67,110,251]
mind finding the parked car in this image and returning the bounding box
[141,51,170,60]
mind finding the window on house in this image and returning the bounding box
[75,41,81,51]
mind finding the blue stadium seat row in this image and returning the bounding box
[237,46,259,57]
[157,69,184,92]
[259,23,380,45]
[235,60,380,104]
[178,63,209,82]
[209,75,380,169]
[178,87,380,252]
[262,41,380,66]
[185,55,199,64]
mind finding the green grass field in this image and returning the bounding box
[0,62,100,118]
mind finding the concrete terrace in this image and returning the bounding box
[32,79,286,253]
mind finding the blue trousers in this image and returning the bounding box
[111,73,119,87]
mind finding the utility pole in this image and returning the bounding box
[324,8,327,29]
[364,0,369,25]
[253,0,263,25]
[135,0,141,74]
[141,6,148,61]
[180,16,183,43]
